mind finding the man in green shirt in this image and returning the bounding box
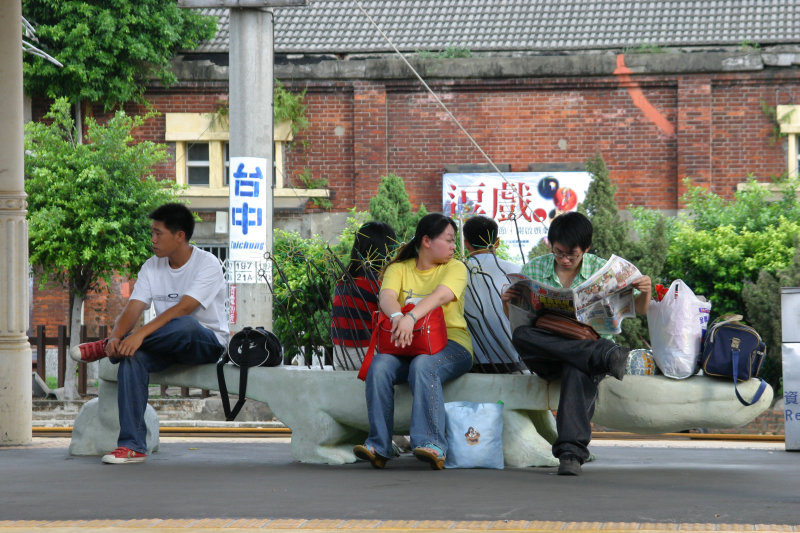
[505,212,651,476]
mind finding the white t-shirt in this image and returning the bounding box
[130,246,229,345]
[464,253,521,365]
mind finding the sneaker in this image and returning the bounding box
[557,455,582,476]
[606,346,629,381]
[413,444,445,470]
[70,339,108,363]
[353,444,387,469]
[102,446,146,464]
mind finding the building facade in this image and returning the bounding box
[29,2,800,330]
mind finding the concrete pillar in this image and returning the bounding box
[0,1,32,445]
[228,7,274,330]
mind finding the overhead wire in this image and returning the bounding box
[351,0,550,258]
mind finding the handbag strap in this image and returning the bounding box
[216,355,251,421]
[357,313,387,381]
[731,346,767,407]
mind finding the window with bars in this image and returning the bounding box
[197,244,228,264]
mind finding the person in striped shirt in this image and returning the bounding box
[330,221,396,369]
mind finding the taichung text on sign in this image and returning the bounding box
[229,156,271,285]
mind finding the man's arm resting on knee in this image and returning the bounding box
[113,296,202,357]
[105,299,148,357]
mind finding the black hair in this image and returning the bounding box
[385,213,458,269]
[149,203,195,241]
[547,211,592,251]
[463,215,498,250]
[348,221,397,277]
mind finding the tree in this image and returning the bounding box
[579,154,627,259]
[25,98,179,398]
[579,154,666,348]
[22,0,216,109]
[368,174,428,242]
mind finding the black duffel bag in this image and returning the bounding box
[216,327,282,421]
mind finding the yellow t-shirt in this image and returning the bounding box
[381,258,473,355]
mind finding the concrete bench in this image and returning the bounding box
[69,358,773,467]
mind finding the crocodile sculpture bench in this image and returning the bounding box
[69,358,773,467]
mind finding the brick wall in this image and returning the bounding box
[281,72,791,213]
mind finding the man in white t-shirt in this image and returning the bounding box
[71,203,229,464]
[462,216,523,372]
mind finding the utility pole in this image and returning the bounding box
[179,1,306,332]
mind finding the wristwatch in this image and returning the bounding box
[389,311,403,321]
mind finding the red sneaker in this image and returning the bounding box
[69,339,108,363]
[102,446,146,464]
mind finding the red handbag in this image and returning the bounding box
[357,303,448,381]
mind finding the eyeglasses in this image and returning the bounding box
[552,250,581,261]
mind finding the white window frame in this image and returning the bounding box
[185,142,212,187]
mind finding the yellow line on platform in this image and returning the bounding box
[32,427,293,437]
[592,431,785,442]
[32,426,783,442]
[0,519,797,532]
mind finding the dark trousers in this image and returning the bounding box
[512,326,618,462]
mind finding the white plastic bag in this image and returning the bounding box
[647,280,711,379]
[444,401,504,469]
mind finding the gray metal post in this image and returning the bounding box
[228,7,274,329]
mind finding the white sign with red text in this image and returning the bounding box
[443,172,592,263]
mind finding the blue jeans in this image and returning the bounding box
[111,316,225,453]
[363,340,473,458]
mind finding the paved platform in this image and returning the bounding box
[0,437,798,532]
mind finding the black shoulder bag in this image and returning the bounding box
[216,326,283,421]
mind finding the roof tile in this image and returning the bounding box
[190,0,800,54]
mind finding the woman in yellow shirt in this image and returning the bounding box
[353,213,473,470]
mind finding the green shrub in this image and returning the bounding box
[664,218,799,316]
[681,176,800,233]
[271,230,339,364]
[369,174,428,242]
[742,243,800,392]
[271,211,370,363]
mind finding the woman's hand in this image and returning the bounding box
[391,313,415,348]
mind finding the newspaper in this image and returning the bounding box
[505,254,642,335]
